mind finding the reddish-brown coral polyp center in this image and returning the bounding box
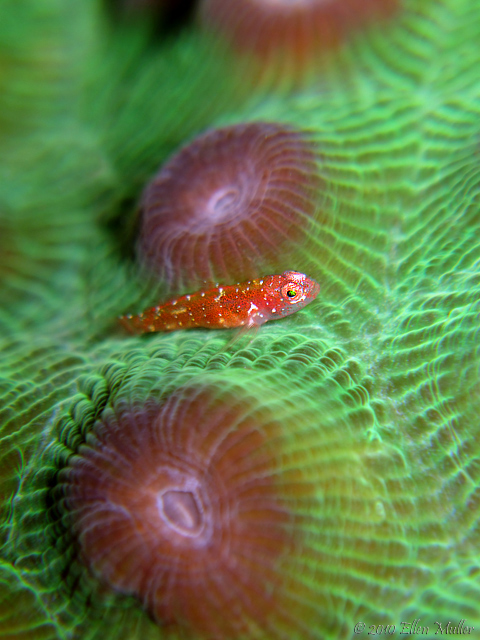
[207,186,241,220]
[154,470,212,545]
[138,122,320,289]
[61,389,294,638]
[199,0,398,80]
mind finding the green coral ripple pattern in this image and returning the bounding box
[0,0,479,638]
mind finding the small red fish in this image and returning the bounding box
[119,271,320,334]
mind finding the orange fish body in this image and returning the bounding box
[119,271,320,334]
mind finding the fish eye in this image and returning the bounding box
[282,283,304,303]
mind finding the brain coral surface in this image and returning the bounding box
[0,1,480,639]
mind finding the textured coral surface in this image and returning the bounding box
[1,0,480,639]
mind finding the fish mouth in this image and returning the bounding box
[310,281,320,299]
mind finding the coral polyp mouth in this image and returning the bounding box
[206,186,241,221]
[153,470,212,544]
[158,487,205,538]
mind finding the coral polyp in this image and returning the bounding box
[138,122,320,290]
[198,0,398,85]
[60,386,295,638]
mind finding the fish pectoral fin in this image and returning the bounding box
[220,324,259,353]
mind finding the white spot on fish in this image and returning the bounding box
[214,288,225,302]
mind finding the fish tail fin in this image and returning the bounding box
[118,313,146,334]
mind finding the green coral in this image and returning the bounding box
[1,0,480,638]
